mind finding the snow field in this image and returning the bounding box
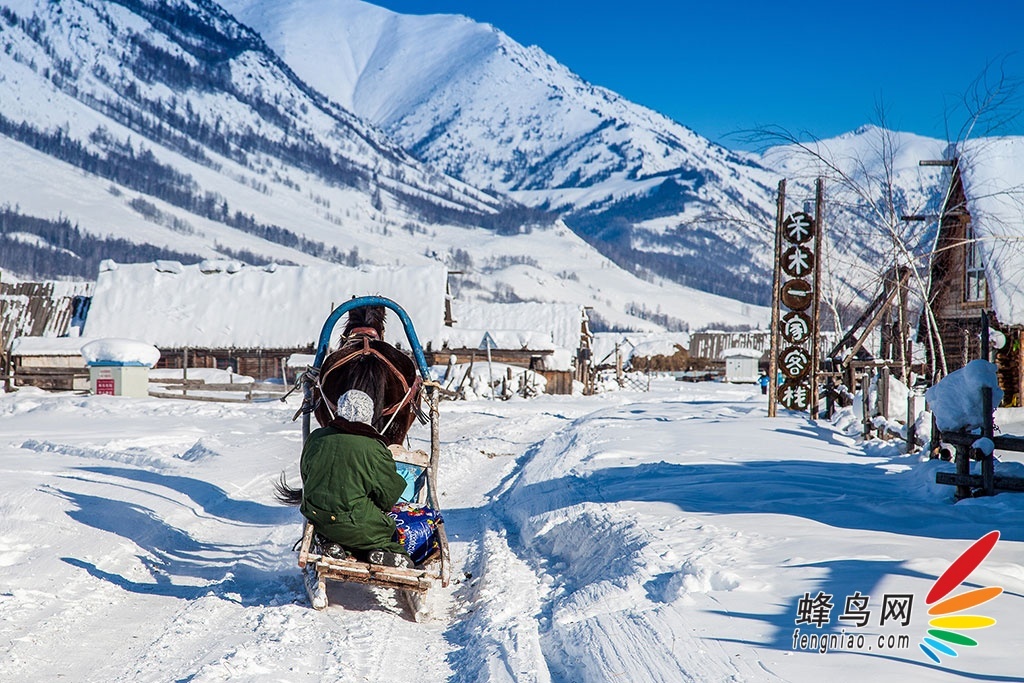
[1,378,1023,681]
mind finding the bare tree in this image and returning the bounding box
[745,59,1024,381]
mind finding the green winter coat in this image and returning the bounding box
[300,426,407,554]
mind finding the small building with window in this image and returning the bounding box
[923,138,1024,405]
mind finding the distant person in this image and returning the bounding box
[298,389,411,568]
[758,372,770,394]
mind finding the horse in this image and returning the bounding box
[274,304,423,506]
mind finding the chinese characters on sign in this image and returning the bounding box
[781,311,811,344]
[775,210,819,412]
[782,211,815,244]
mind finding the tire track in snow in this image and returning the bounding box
[436,399,612,682]
[488,394,788,682]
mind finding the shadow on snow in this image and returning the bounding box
[54,473,299,606]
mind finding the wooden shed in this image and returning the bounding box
[922,139,1024,406]
[7,336,91,391]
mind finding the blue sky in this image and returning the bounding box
[368,1,1024,150]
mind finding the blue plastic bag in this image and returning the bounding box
[388,502,442,564]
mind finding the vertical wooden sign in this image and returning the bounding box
[769,179,823,418]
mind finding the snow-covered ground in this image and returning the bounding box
[2,377,1023,682]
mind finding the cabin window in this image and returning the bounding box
[964,223,987,303]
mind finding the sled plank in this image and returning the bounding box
[315,557,437,593]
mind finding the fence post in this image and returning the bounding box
[825,374,836,419]
[861,373,872,439]
[956,443,972,499]
[906,389,917,453]
[982,385,995,496]
[878,367,890,439]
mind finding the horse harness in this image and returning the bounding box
[321,335,422,420]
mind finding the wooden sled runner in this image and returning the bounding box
[292,296,451,617]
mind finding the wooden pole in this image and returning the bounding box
[810,178,824,420]
[615,343,624,387]
[485,336,494,400]
[955,443,971,499]
[906,387,917,453]
[981,310,990,362]
[878,366,890,438]
[768,179,786,417]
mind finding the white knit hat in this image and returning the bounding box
[337,389,374,424]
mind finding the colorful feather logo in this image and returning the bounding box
[919,531,1002,664]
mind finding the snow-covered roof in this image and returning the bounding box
[443,301,584,351]
[959,137,1024,324]
[721,346,763,359]
[83,261,448,349]
[9,336,93,356]
[590,332,691,365]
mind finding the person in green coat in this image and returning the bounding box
[300,388,411,567]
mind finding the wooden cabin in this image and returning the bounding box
[922,139,1024,406]
[7,336,91,391]
[82,260,449,381]
[1,278,93,390]
[689,330,771,365]
[435,301,593,394]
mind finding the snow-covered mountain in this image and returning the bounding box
[222,0,766,206]
[761,125,950,322]
[220,0,950,310]
[0,0,769,333]
[221,0,784,303]
[0,0,516,223]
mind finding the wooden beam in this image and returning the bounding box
[836,268,912,363]
[936,431,1024,452]
[935,472,1024,492]
[768,179,786,418]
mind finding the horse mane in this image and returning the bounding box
[340,304,386,341]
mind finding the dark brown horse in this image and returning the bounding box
[274,304,423,505]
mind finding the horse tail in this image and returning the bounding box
[274,472,303,506]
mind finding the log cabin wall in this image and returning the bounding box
[154,347,312,382]
[925,161,1023,405]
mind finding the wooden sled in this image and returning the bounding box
[294,297,451,617]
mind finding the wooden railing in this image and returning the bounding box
[934,385,1024,498]
[148,377,288,402]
